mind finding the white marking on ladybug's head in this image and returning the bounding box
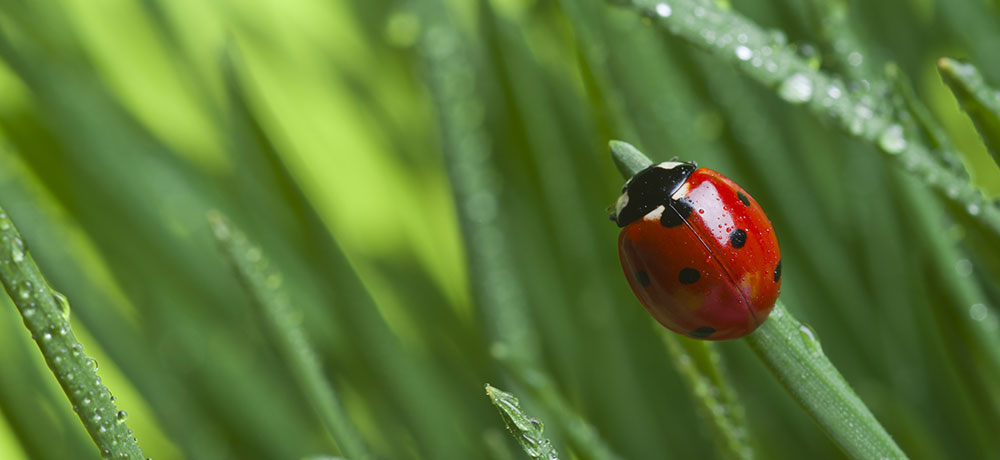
[614,191,630,219]
[655,161,688,170]
[674,181,691,199]
[643,205,666,222]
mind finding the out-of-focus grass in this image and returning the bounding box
[0,0,997,459]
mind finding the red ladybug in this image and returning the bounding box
[612,162,781,340]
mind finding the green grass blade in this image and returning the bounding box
[0,206,146,460]
[745,303,906,460]
[208,212,371,460]
[614,0,1000,238]
[611,140,906,460]
[485,384,559,460]
[495,352,622,460]
[938,58,1000,169]
[658,331,754,460]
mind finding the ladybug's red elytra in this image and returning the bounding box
[612,162,781,340]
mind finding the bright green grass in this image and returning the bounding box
[0,0,998,459]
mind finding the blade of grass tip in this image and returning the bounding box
[494,351,621,460]
[614,0,1000,238]
[938,57,1000,169]
[207,211,371,460]
[611,140,907,460]
[0,206,146,460]
[886,64,968,177]
[485,384,560,460]
[612,140,754,458]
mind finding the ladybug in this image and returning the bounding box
[611,162,781,340]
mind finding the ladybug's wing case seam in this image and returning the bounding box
[668,204,760,326]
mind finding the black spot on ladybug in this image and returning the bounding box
[774,260,782,283]
[737,191,750,207]
[661,197,695,228]
[679,268,700,284]
[729,229,747,249]
[636,270,651,286]
[689,326,715,338]
[615,163,696,227]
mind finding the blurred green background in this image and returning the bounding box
[1,0,999,459]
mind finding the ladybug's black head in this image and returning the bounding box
[613,162,696,227]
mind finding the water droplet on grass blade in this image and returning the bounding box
[53,290,71,321]
[797,322,823,355]
[654,2,672,17]
[735,45,752,61]
[970,304,988,322]
[778,73,813,103]
[877,124,907,154]
[11,237,25,263]
[17,280,32,300]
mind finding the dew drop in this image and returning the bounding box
[16,280,32,300]
[116,410,128,423]
[778,73,813,104]
[967,203,980,216]
[970,304,988,322]
[955,259,973,277]
[877,124,907,154]
[797,323,823,355]
[734,45,752,61]
[10,237,25,263]
[826,86,842,99]
[855,105,873,119]
[52,290,71,321]
[847,52,864,67]
[654,2,672,17]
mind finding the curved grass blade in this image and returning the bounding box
[613,0,1000,238]
[208,212,371,460]
[485,384,559,460]
[0,206,146,460]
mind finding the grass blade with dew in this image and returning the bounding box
[485,384,560,460]
[938,58,1000,169]
[612,0,1000,238]
[610,140,907,460]
[0,205,146,460]
[657,330,754,460]
[208,212,371,460]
